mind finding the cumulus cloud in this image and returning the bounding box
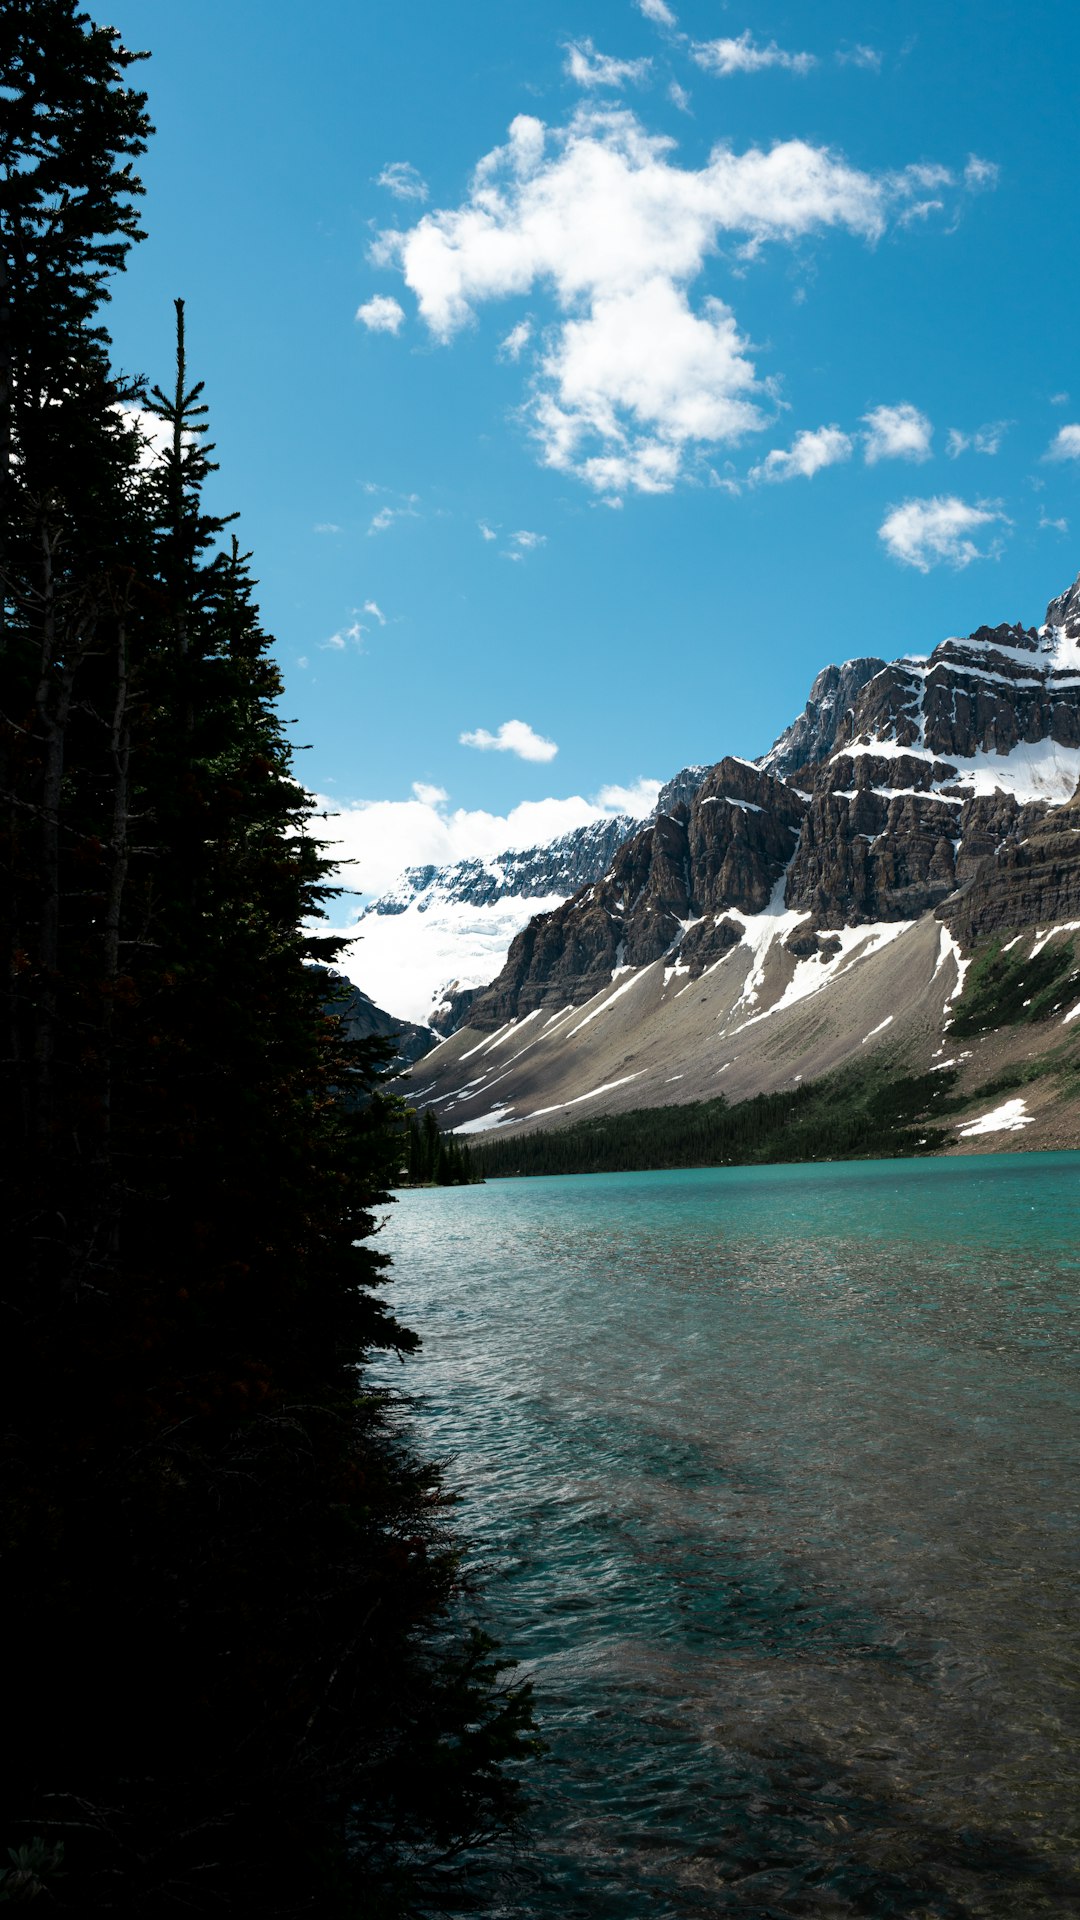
[478,520,497,540]
[636,0,677,24]
[313,521,341,534]
[862,402,933,464]
[564,39,651,89]
[356,294,405,333]
[508,529,546,552]
[690,32,816,77]
[459,718,558,762]
[946,422,1008,458]
[376,161,429,202]
[1040,513,1069,534]
[371,106,973,496]
[362,599,386,623]
[500,318,533,360]
[749,423,852,483]
[668,79,691,113]
[113,402,185,468]
[595,777,663,813]
[878,495,1010,571]
[1046,424,1080,461]
[313,779,659,907]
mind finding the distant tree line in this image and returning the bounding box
[404,1107,477,1184]
[468,1061,960,1178]
[1,6,530,1912]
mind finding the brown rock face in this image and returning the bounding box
[833,615,1080,764]
[785,785,962,926]
[944,790,1080,946]
[466,760,806,1028]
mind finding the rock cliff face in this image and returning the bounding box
[325,975,438,1068]
[760,657,886,777]
[467,760,806,1028]
[463,573,1080,1031]
[945,788,1080,947]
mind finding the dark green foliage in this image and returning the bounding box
[402,1108,476,1184]
[470,1060,960,1179]
[949,935,1079,1037]
[1,8,532,1911]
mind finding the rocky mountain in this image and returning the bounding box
[346,813,646,1027]
[346,668,902,1030]
[759,656,886,777]
[371,814,638,918]
[402,570,1080,1157]
[321,974,438,1068]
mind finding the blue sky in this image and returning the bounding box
[100,0,1080,891]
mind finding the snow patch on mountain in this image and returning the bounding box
[835,734,1080,804]
[336,812,650,1024]
[340,892,566,1025]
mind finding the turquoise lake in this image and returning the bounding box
[377,1153,1080,1916]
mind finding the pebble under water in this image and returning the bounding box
[376,1153,1080,1917]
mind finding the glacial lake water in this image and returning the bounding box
[377,1154,1080,1917]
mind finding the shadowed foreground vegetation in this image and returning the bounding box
[1,9,531,1911]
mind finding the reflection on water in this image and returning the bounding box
[376,1153,1080,1916]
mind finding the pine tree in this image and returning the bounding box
[1,9,531,1912]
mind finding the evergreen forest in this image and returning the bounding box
[466,1059,961,1179]
[402,1108,477,1186]
[0,7,532,1912]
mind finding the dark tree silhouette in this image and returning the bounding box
[1,9,531,1913]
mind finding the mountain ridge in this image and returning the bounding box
[401,568,1080,1157]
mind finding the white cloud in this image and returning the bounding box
[690,32,816,77]
[878,495,1009,571]
[368,494,420,533]
[595,777,662,813]
[1040,513,1069,534]
[509,528,546,550]
[362,599,386,623]
[564,39,651,89]
[313,522,341,534]
[113,402,182,468]
[373,106,966,494]
[837,44,882,70]
[314,780,658,903]
[963,154,999,191]
[749,423,852,484]
[1050,392,1070,407]
[460,718,559,762]
[321,620,364,651]
[356,294,405,334]
[478,520,498,540]
[668,79,691,113]
[499,318,533,359]
[1046,424,1080,461]
[862,402,933,464]
[946,422,1007,458]
[636,0,677,25]
[377,161,429,202]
